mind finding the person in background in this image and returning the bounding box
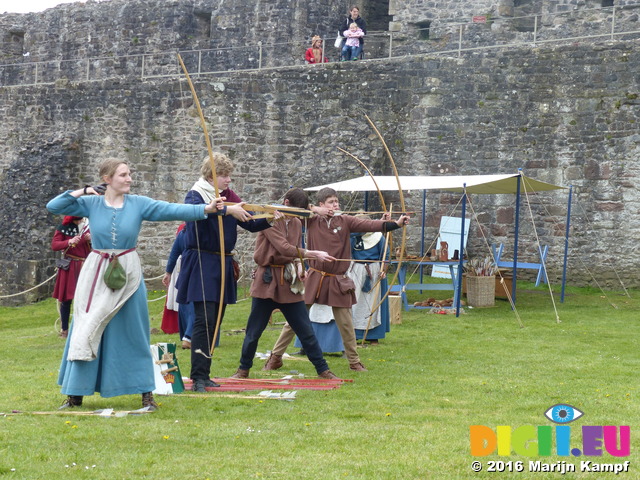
[177,154,272,393]
[51,216,91,338]
[47,158,223,411]
[230,188,338,380]
[339,5,367,58]
[305,35,328,64]
[161,223,195,349]
[341,22,365,61]
[349,220,390,345]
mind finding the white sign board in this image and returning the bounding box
[431,216,469,279]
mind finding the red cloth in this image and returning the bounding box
[160,306,179,334]
[160,222,186,334]
[62,215,83,225]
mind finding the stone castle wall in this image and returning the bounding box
[3,1,638,72]
[0,1,638,303]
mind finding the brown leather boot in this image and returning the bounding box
[230,368,249,379]
[262,353,283,370]
[59,395,83,410]
[349,362,368,372]
[318,370,340,380]
[142,392,158,411]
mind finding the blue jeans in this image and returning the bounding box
[341,45,361,61]
[178,301,194,340]
[237,297,329,373]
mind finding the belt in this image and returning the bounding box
[86,248,136,312]
[309,267,336,299]
[188,248,233,255]
[269,264,286,284]
[65,254,85,261]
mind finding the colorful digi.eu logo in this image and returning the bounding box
[470,404,630,457]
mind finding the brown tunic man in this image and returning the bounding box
[263,187,409,372]
[230,188,339,379]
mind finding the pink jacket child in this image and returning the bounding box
[344,23,364,47]
[341,22,365,61]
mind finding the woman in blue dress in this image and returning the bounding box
[46,158,222,410]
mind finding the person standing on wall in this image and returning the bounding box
[341,22,365,61]
[340,5,367,59]
[305,35,329,64]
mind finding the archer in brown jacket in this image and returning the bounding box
[230,188,339,379]
[264,187,409,372]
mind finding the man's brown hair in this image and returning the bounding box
[316,187,338,205]
[284,188,309,209]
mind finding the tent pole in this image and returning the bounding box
[560,185,573,303]
[420,189,426,288]
[512,173,522,305]
[456,186,467,317]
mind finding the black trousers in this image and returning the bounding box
[59,300,72,331]
[190,301,225,381]
[238,297,329,374]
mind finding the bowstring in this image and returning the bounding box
[178,73,212,360]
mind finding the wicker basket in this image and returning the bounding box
[466,275,496,307]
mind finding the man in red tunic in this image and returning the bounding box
[51,216,91,338]
[230,188,339,379]
[264,187,409,372]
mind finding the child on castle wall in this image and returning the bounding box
[305,35,328,64]
[341,22,364,61]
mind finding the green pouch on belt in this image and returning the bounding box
[104,255,126,290]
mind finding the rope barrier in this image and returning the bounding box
[0,273,57,299]
[147,294,167,303]
[1,270,168,301]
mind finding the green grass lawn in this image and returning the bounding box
[0,283,637,479]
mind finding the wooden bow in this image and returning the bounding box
[177,53,225,356]
[337,147,387,213]
[337,146,391,343]
[364,114,407,318]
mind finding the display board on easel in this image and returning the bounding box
[432,216,469,279]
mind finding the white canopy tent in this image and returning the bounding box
[305,173,564,195]
[305,172,570,315]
